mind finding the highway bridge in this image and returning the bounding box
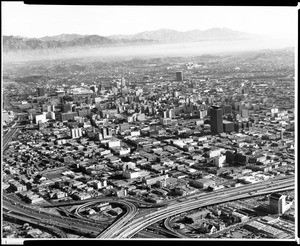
[44,196,165,209]
[95,200,137,238]
[112,175,294,238]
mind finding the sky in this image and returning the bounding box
[1,2,298,39]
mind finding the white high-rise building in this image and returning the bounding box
[71,128,77,138]
[71,128,82,138]
[50,111,55,120]
[269,193,288,214]
[214,155,226,168]
[78,128,82,137]
[199,110,207,119]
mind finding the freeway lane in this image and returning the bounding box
[45,196,163,209]
[3,118,24,150]
[119,185,294,238]
[4,194,139,238]
[3,212,68,238]
[146,225,180,238]
[3,127,19,150]
[115,175,294,223]
[73,197,138,237]
[3,199,104,237]
[164,217,188,238]
[136,229,169,238]
[113,176,294,238]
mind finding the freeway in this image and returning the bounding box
[3,199,105,237]
[124,197,165,208]
[146,225,180,238]
[164,217,189,238]
[3,212,68,238]
[2,118,24,150]
[45,196,164,209]
[3,127,19,150]
[111,175,294,238]
[72,197,174,238]
[136,229,169,238]
[4,193,140,238]
[2,168,294,239]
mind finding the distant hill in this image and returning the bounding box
[108,27,257,43]
[3,35,158,52]
[40,34,88,42]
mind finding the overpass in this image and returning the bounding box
[110,175,294,238]
[2,175,294,239]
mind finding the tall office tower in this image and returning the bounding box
[241,109,249,118]
[120,77,126,95]
[210,106,223,134]
[176,71,183,82]
[121,77,126,86]
[37,87,45,97]
[269,193,287,214]
[121,77,126,88]
[98,82,102,95]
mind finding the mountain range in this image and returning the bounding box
[3,28,257,52]
[108,28,255,42]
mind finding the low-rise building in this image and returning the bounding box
[190,178,215,189]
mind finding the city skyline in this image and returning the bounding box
[2,2,297,40]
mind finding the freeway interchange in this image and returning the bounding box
[3,174,294,239]
[110,175,294,238]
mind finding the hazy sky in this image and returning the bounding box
[2,2,298,39]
